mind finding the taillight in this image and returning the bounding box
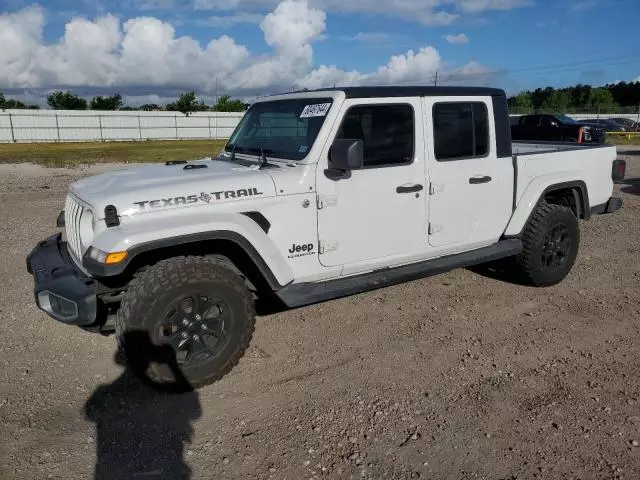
[612,159,626,182]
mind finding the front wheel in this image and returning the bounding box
[116,256,255,390]
[515,202,580,287]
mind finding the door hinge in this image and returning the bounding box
[428,223,443,235]
[317,195,337,209]
[429,183,444,195]
[319,240,339,254]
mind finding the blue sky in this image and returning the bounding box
[1,0,639,104]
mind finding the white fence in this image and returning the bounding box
[0,109,244,143]
[2,109,639,144]
[510,113,640,121]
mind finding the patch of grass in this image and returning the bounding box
[0,139,228,167]
[606,134,640,146]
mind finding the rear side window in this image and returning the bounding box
[433,102,489,161]
[336,104,414,167]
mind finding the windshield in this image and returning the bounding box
[225,98,333,161]
[556,114,578,125]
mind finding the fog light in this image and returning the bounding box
[37,291,78,321]
[49,294,76,317]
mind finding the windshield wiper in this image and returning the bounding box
[223,145,275,167]
[259,148,268,169]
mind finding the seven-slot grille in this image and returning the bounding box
[64,194,85,260]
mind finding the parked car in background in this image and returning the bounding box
[609,117,639,131]
[581,119,626,132]
[511,114,605,143]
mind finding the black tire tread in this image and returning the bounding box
[516,201,579,287]
[116,256,255,389]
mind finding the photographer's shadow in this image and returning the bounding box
[84,331,202,480]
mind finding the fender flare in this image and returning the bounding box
[83,230,288,291]
[504,180,589,238]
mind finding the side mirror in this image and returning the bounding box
[325,139,364,180]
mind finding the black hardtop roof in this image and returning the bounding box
[291,86,506,98]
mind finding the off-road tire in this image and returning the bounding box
[115,256,255,389]
[515,201,580,286]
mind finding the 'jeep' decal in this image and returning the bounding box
[288,243,315,259]
[134,188,263,210]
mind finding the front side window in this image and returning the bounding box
[433,102,489,161]
[226,98,333,160]
[336,104,414,167]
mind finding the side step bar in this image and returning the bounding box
[276,239,522,308]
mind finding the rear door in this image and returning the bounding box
[425,97,512,248]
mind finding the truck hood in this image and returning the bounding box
[69,158,277,218]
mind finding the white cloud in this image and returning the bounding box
[0,1,495,98]
[192,0,531,26]
[570,0,599,12]
[261,0,325,50]
[633,76,640,83]
[137,0,176,9]
[444,33,469,44]
[297,46,442,89]
[339,32,408,45]
[196,12,263,27]
[457,0,533,13]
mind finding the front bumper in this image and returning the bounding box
[26,233,97,326]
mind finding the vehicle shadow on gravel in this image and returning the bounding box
[618,177,640,196]
[84,331,202,480]
[467,259,532,287]
[617,150,640,157]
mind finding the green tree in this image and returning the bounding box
[213,95,246,112]
[507,92,533,113]
[90,94,123,110]
[588,88,617,111]
[166,91,202,115]
[139,104,163,111]
[0,92,39,109]
[47,91,87,110]
[541,90,571,112]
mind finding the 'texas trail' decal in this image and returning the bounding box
[134,187,263,210]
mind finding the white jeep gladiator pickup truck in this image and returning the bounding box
[27,86,626,389]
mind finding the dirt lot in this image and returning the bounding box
[1,148,640,480]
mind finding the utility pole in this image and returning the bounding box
[434,72,438,86]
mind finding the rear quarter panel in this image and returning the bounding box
[504,144,617,236]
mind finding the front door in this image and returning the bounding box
[426,97,509,248]
[316,98,427,268]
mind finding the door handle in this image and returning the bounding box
[468,176,492,184]
[396,184,424,193]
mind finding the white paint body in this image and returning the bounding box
[62,90,619,288]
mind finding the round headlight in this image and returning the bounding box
[79,209,95,251]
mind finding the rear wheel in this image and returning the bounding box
[116,256,255,389]
[515,202,580,286]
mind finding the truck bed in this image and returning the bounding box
[512,141,617,221]
[512,141,610,155]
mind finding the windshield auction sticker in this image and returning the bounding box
[300,103,331,118]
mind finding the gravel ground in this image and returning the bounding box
[1,148,639,480]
